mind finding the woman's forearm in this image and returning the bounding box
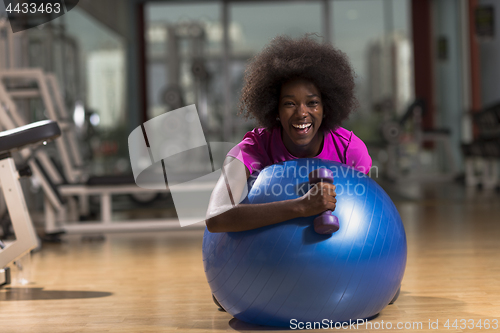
[206,198,305,233]
[205,157,336,233]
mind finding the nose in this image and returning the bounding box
[296,103,308,117]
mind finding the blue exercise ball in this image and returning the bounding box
[203,159,406,327]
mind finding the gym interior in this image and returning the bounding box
[1,0,499,332]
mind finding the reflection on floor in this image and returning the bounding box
[1,181,500,332]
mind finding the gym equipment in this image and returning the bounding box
[0,71,204,234]
[203,159,406,327]
[0,21,182,233]
[0,120,61,285]
[308,168,339,234]
[461,102,500,189]
[382,99,458,182]
[160,22,210,128]
[1,17,216,233]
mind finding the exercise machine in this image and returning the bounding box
[0,18,213,233]
[0,70,182,234]
[0,120,61,286]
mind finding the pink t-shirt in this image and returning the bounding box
[227,127,372,175]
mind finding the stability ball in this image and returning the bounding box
[202,159,406,327]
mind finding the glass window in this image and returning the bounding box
[30,9,127,128]
[230,2,323,56]
[2,7,128,175]
[145,2,222,142]
[229,1,323,139]
[142,0,412,147]
[56,9,127,174]
[330,0,413,143]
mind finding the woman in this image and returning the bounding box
[206,35,371,233]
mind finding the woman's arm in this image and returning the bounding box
[205,157,337,233]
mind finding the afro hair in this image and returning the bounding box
[239,35,358,131]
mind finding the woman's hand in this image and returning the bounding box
[298,182,337,217]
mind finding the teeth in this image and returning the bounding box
[292,123,311,129]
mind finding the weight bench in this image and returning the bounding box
[0,120,60,286]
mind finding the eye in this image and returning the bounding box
[284,101,294,106]
[308,100,320,106]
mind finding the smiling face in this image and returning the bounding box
[278,78,324,158]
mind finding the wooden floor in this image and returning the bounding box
[1,182,500,332]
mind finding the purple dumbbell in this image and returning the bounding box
[308,168,339,234]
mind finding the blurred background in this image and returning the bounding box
[0,0,499,233]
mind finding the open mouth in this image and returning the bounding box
[292,122,312,135]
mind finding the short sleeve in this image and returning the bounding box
[345,133,372,175]
[227,129,270,174]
